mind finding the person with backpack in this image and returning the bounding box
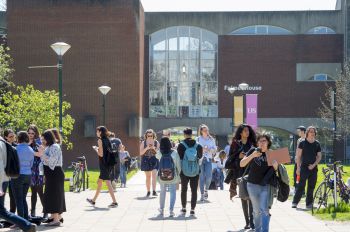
[177,128,203,216]
[3,129,17,214]
[240,134,279,232]
[87,126,118,208]
[139,129,159,197]
[196,124,217,202]
[156,137,181,217]
[27,125,46,219]
[0,134,37,232]
[109,132,122,190]
[10,131,34,222]
[225,124,256,230]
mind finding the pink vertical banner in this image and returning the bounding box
[246,94,258,129]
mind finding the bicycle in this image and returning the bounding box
[312,161,350,214]
[68,156,89,192]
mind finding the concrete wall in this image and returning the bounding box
[145,11,343,35]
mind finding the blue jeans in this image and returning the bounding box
[247,182,270,232]
[219,169,224,190]
[119,163,127,185]
[200,158,212,194]
[159,183,176,211]
[11,175,31,220]
[0,182,32,231]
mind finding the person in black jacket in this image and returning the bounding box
[227,124,256,230]
[177,128,203,216]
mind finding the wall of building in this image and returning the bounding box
[7,0,144,167]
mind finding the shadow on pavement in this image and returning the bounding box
[135,196,157,200]
[84,207,110,212]
[148,214,197,221]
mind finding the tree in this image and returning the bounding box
[319,63,350,138]
[0,45,14,98]
[0,85,75,149]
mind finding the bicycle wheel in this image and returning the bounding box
[73,169,83,192]
[312,182,328,214]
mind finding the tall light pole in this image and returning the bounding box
[50,42,71,134]
[331,88,338,208]
[98,85,111,126]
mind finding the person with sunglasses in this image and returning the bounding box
[139,129,159,197]
[240,134,278,232]
[27,125,46,219]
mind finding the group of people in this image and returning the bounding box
[0,125,66,231]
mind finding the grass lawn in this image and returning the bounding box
[285,164,350,221]
[63,169,138,192]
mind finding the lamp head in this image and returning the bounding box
[98,85,111,95]
[51,42,71,56]
[239,83,249,90]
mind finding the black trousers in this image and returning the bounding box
[241,199,254,226]
[30,185,44,215]
[180,173,199,210]
[292,166,318,206]
[8,184,16,213]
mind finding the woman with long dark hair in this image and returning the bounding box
[37,130,66,226]
[139,129,159,197]
[27,125,46,218]
[227,124,256,230]
[87,126,118,207]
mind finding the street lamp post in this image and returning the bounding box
[331,88,338,207]
[98,85,111,126]
[50,42,71,134]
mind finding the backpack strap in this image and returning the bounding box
[181,141,189,149]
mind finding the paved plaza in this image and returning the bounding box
[2,171,349,232]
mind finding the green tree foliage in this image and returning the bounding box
[0,85,75,149]
[319,63,350,138]
[0,45,14,98]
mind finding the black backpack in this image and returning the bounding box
[1,139,20,178]
[103,138,118,167]
[277,174,290,202]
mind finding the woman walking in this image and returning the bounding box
[37,130,66,226]
[227,124,256,229]
[240,134,279,232]
[196,124,217,202]
[156,137,181,217]
[87,126,118,207]
[140,129,159,197]
[10,131,34,220]
[119,144,130,188]
[27,125,46,218]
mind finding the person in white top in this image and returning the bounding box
[214,150,227,190]
[196,124,217,201]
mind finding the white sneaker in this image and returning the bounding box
[200,194,205,202]
[158,208,164,216]
[169,211,175,217]
[204,191,208,200]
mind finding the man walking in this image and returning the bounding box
[177,128,203,216]
[292,126,322,209]
[293,126,306,188]
[109,132,122,190]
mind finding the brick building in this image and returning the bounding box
[3,0,350,167]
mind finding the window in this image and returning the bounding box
[307,26,336,34]
[308,74,334,81]
[149,26,218,118]
[230,25,293,35]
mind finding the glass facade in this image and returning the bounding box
[149,26,218,118]
[307,26,336,34]
[230,25,293,35]
[308,73,334,81]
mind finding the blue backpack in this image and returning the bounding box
[158,152,175,181]
[181,141,199,177]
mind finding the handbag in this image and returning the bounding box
[236,163,250,200]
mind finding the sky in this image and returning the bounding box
[0,0,339,12]
[140,0,338,12]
